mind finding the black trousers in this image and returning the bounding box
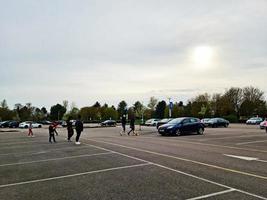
[49,133,56,142]
[68,129,74,140]
[76,131,82,142]
[122,124,126,132]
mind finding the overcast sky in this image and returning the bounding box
[1,0,267,109]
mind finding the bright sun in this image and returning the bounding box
[193,46,214,68]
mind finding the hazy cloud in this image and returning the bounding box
[1,0,267,108]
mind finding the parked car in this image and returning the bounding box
[19,121,42,128]
[158,117,204,136]
[38,120,52,125]
[0,121,11,128]
[200,118,211,127]
[246,117,263,125]
[259,120,267,129]
[156,118,172,129]
[206,118,229,128]
[8,121,20,128]
[100,120,117,127]
[145,119,160,126]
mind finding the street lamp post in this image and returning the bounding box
[168,98,173,118]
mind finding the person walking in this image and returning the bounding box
[52,122,58,136]
[75,115,83,145]
[120,115,127,136]
[48,124,56,143]
[28,122,34,137]
[66,117,74,142]
[127,116,136,136]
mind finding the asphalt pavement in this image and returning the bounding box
[0,124,266,200]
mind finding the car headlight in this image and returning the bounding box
[167,126,174,129]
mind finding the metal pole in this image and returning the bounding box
[168,98,172,118]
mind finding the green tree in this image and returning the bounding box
[191,93,210,118]
[147,97,158,110]
[155,101,166,119]
[240,86,266,117]
[0,107,15,121]
[0,99,8,109]
[133,101,144,119]
[50,104,67,120]
[117,100,127,116]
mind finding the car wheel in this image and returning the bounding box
[224,124,229,128]
[197,127,204,135]
[175,129,181,136]
[38,125,42,128]
[25,125,28,128]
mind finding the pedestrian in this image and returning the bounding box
[66,117,74,142]
[75,115,83,145]
[52,122,58,136]
[28,122,34,137]
[120,114,127,136]
[48,124,56,143]
[127,116,136,136]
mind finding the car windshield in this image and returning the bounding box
[160,119,170,122]
[168,118,184,124]
[209,118,217,122]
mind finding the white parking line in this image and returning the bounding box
[0,142,68,150]
[236,140,267,145]
[0,152,113,167]
[0,146,90,156]
[0,163,151,188]
[119,135,267,153]
[84,139,267,200]
[88,138,267,180]
[186,189,236,200]
[199,134,266,141]
[0,141,42,146]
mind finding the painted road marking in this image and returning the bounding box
[236,140,267,145]
[83,140,267,200]
[186,189,236,200]
[85,138,267,181]
[0,152,113,167]
[224,154,267,163]
[0,142,68,150]
[199,134,266,141]
[0,146,90,156]
[0,163,151,188]
[123,135,267,153]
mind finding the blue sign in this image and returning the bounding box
[169,102,173,110]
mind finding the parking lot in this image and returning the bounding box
[0,124,267,200]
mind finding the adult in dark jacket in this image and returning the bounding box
[127,116,136,136]
[120,115,127,136]
[66,117,74,142]
[75,115,84,145]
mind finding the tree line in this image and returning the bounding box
[0,86,266,123]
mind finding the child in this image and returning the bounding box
[28,122,34,137]
[52,122,58,136]
[49,124,57,143]
[66,118,74,142]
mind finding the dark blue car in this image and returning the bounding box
[158,117,204,136]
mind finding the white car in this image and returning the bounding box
[145,119,160,126]
[19,121,42,128]
[246,117,263,125]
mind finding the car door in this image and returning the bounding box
[190,118,199,132]
[181,119,191,133]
